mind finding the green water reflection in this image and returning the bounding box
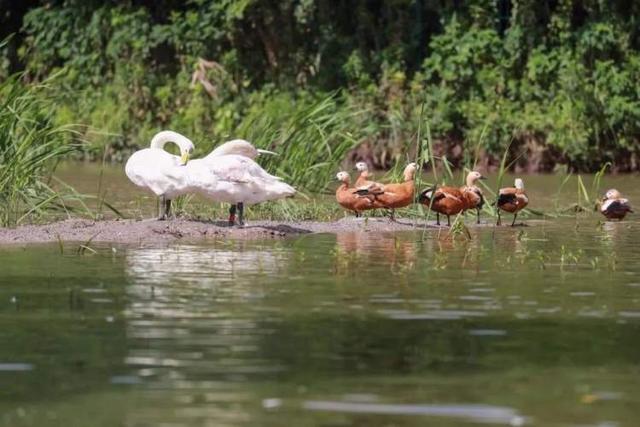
[2,218,640,426]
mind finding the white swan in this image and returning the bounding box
[125,130,195,219]
[200,139,277,224]
[207,139,276,159]
[186,154,296,226]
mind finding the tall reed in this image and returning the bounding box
[0,74,76,226]
[233,93,359,193]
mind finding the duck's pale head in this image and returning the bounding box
[466,171,485,186]
[355,162,369,172]
[605,188,622,199]
[515,178,525,190]
[404,162,418,180]
[336,171,350,183]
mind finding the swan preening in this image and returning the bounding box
[125,131,295,225]
[125,131,195,219]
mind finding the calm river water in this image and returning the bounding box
[1,165,640,426]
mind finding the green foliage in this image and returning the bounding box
[0,74,76,226]
[3,0,640,175]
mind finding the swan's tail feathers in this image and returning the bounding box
[264,181,296,201]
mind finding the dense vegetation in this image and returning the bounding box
[2,0,640,179]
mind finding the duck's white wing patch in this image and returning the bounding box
[601,198,614,212]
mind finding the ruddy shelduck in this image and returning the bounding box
[356,163,418,220]
[496,178,529,226]
[418,184,466,226]
[600,189,633,220]
[460,171,486,224]
[335,171,380,217]
[354,161,385,194]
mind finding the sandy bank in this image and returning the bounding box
[0,217,448,245]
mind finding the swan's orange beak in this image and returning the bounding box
[180,151,190,165]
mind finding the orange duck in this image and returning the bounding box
[354,162,385,194]
[496,178,529,226]
[600,189,633,220]
[460,171,486,224]
[356,163,418,220]
[335,171,380,217]
[418,184,466,226]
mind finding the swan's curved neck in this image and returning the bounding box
[150,131,193,152]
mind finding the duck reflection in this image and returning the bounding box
[336,233,417,261]
[334,232,418,274]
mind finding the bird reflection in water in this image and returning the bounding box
[121,244,291,426]
[334,232,418,275]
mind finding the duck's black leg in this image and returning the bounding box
[447,215,451,227]
[476,208,481,224]
[436,212,440,226]
[355,211,361,218]
[228,204,237,226]
[496,210,501,226]
[237,202,245,227]
[511,212,517,227]
[389,209,396,222]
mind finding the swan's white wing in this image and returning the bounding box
[206,140,257,160]
[187,154,294,205]
[125,148,188,197]
[207,155,279,183]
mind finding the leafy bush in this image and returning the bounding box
[4,0,640,173]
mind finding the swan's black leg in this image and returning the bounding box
[237,202,245,227]
[165,198,172,219]
[511,212,517,227]
[228,204,237,226]
[159,196,170,220]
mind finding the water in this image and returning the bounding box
[53,161,639,217]
[2,216,640,426]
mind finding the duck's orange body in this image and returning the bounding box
[354,163,385,194]
[497,178,528,226]
[370,163,417,209]
[459,171,486,224]
[418,185,466,226]
[354,163,418,220]
[335,172,381,217]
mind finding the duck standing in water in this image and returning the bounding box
[335,171,380,217]
[355,163,418,220]
[600,189,633,220]
[460,171,486,224]
[496,178,529,226]
[418,184,465,226]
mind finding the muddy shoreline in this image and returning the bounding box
[0,218,457,246]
